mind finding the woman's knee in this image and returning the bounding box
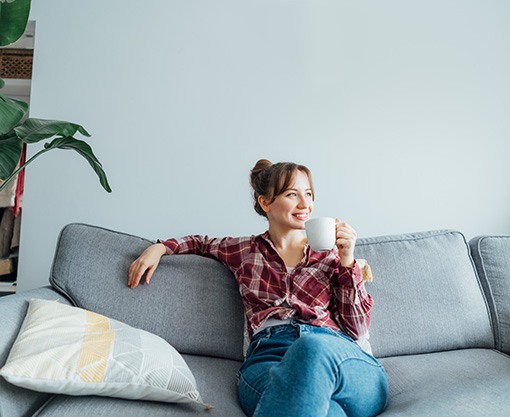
[335,359,389,417]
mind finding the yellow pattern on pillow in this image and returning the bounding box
[77,311,115,383]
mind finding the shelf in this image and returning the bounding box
[0,280,16,293]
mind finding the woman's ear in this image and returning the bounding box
[258,195,271,214]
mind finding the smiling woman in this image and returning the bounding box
[251,162,314,268]
[127,159,388,417]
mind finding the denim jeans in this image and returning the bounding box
[237,321,389,417]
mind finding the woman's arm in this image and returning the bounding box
[331,219,373,338]
[128,235,247,288]
[330,263,373,339]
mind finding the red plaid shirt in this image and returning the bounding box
[160,232,373,340]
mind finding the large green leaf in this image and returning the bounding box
[15,118,91,143]
[0,133,22,180]
[0,94,29,135]
[45,136,112,192]
[0,0,32,47]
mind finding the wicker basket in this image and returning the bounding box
[0,49,33,79]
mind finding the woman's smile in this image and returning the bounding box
[293,212,310,221]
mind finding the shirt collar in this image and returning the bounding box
[255,231,311,264]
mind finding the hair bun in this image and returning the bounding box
[250,159,272,187]
[252,159,272,173]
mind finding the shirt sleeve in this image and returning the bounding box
[158,235,245,272]
[330,260,373,339]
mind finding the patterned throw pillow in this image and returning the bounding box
[0,299,206,406]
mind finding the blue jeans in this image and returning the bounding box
[237,322,389,417]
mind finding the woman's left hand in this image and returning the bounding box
[335,218,357,267]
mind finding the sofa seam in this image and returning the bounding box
[30,394,58,416]
[492,348,510,359]
[356,230,461,247]
[61,222,154,244]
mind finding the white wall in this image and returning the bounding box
[18,0,510,291]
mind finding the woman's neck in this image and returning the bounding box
[267,226,307,252]
[267,227,307,268]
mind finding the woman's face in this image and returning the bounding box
[261,170,314,231]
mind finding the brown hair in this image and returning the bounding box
[249,159,314,218]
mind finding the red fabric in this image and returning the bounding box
[13,144,26,217]
[160,232,372,340]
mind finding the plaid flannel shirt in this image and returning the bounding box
[160,231,373,340]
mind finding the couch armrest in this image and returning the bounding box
[470,235,510,354]
[0,287,71,417]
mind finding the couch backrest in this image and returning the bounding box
[50,223,245,361]
[355,229,494,357]
[50,224,494,361]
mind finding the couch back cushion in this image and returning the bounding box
[469,235,510,355]
[50,223,245,361]
[355,230,494,357]
[51,225,494,361]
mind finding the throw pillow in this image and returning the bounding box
[0,299,206,406]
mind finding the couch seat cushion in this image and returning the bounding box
[379,348,510,416]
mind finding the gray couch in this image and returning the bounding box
[1,223,510,416]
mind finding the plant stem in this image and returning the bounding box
[0,147,50,193]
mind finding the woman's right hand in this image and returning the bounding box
[128,243,167,288]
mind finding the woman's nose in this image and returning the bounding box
[297,195,308,208]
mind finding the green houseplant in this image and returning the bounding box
[0,0,111,193]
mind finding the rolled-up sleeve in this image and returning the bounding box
[158,235,246,272]
[330,260,373,339]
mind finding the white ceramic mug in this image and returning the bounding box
[305,217,336,252]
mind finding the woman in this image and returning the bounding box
[128,159,389,417]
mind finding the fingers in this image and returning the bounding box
[335,218,357,241]
[335,218,357,267]
[145,266,155,285]
[127,243,165,289]
[336,237,355,249]
[127,261,144,288]
[128,259,151,288]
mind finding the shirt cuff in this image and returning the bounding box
[157,239,179,255]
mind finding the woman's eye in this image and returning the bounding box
[287,193,296,197]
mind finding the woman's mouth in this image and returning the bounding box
[293,213,309,221]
